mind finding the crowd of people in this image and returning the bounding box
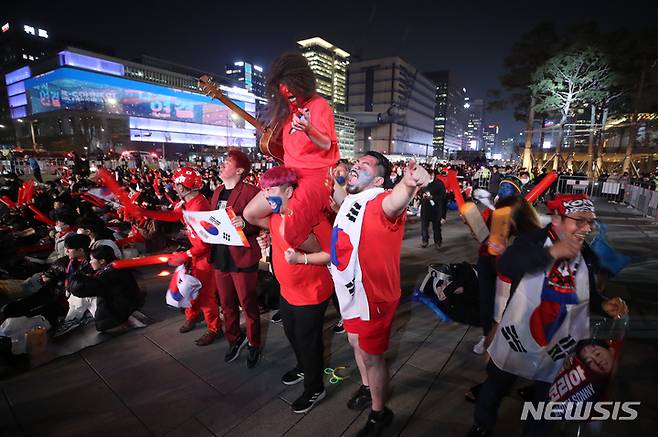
[0,51,631,437]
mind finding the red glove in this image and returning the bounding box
[168,252,190,267]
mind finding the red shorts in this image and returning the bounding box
[343,299,400,355]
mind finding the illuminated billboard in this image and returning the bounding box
[24,67,256,129]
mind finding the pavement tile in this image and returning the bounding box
[229,398,302,437]
[161,417,216,437]
[1,355,151,437]
[81,334,222,436]
[195,362,289,436]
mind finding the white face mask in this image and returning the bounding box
[54,225,62,232]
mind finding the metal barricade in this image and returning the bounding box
[555,175,592,196]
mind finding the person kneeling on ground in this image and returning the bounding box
[68,245,145,332]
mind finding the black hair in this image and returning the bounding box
[91,245,117,264]
[262,53,316,126]
[364,151,393,188]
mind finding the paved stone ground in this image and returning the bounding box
[0,200,656,437]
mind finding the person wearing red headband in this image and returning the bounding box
[140,167,220,346]
[244,52,339,253]
[468,194,628,437]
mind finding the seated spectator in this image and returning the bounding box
[68,245,145,332]
[77,216,123,259]
[46,209,77,263]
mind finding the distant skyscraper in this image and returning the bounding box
[1,20,57,145]
[297,37,349,111]
[225,61,266,99]
[500,137,517,160]
[347,57,435,156]
[424,71,466,156]
[464,98,484,150]
[483,124,499,155]
[334,112,357,157]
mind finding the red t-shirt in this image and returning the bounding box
[270,213,334,305]
[357,193,406,303]
[283,94,339,170]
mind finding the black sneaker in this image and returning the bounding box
[224,333,247,363]
[291,389,326,414]
[347,384,372,410]
[53,318,83,338]
[333,320,345,334]
[271,311,282,325]
[355,407,394,437]
[246,344,261,369]
[281,368,304,385]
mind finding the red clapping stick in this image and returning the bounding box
[111,251,186,269]
[28,204,56,226]
[525,171,558,204]
[0,196,16,209]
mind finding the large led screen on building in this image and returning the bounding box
[24,67,255,128]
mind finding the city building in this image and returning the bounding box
[347,57,435,157]
[334,111,356,157]
[225,60,266,100]
[483,124,500,156]
[424,70,466,156]
[1,20,57,145]
[464,98,484,151]
[297,37,349,112]
[4,47,258,155]
[500,137,517,160]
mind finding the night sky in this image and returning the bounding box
[6,0,655,140]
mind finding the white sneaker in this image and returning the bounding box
[472,336,486,355]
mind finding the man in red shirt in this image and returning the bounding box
[244,53,339,252]
[330,152,430,437]
[209,150,263,368]
[250,166,333,415]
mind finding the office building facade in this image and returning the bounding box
[464,98,484,150]
[5,47,258,154]
[298,37,349,112]
[424,70,466,156]
[483,124,499,156]
[347,57,435,157]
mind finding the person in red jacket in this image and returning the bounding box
[209,150,263,367]
[141,167,220,346]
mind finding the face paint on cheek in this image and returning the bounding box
[335,175,346,185]
[266,196,283,213]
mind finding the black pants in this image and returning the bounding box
[474,361,553,437]
[330,292,341,318]
[421,210,442,244]
[476,255,496,336]
[279,296,328,395]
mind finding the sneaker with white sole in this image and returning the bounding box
[291,389,326,414]
[472,336,486,355]
[281,368,304,385]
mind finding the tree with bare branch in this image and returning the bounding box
[530,47,616,170]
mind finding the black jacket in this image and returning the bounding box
[498,225,606,315]
[69,266,143,331]
[420,179,446,216]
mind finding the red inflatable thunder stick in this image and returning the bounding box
[97,168,142,220]
[445,170,489,242]
[111,252,189,269]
